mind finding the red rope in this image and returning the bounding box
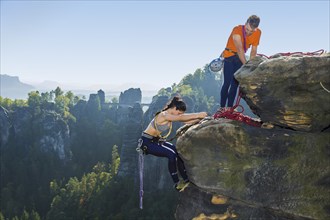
[213,91,262,127]
[257,49,324,59]
[230,91,244,113]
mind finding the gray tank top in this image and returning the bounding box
[150,117,171,132]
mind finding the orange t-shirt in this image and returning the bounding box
[223,25,261,58]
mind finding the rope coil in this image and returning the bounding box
[257,49,325,59]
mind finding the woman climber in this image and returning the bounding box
[138,96,207,191]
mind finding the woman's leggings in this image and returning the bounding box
[141,136,188,184]
[220,55,243,107]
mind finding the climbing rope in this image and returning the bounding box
[136,139,144,209]
[213,92,262,127]
[257,49,325,59]
[320,82,330,93]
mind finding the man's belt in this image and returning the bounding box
[225,48,237,55]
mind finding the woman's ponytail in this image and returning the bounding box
[154,96,186,116]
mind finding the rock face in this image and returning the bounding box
[36,111,71,160]
[0,106,71,160]
[0,106,11,148]
[175,53,330,220]
[117,103,144,177]
[235,53,330,132]
[176,119,329,219]
[114,88,145,177]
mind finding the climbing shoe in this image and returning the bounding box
[174,180,190,192]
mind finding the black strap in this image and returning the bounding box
[225,48,237,55]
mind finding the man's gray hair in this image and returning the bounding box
[247,15,260,29]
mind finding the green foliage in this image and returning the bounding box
[54,87,64,98]
[0,87,119,219]
[28,91,42,109]
[111,97,118,104]
[25,87,77,122]
[47,172,177,220]
[70,113,122,175]
[0,97,27,110]
[47,164,113,220]
[1,64,219,220]
[158,66,221,113]
[175,84,193,96]
[157,87,172,97]
[111,145,120,177]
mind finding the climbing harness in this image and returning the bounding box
[213,92,262,127]
[257,49,325,59]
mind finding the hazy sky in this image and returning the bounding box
[1,0,329,90]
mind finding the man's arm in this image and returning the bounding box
[250,45,258,60]
[233,34,247,64]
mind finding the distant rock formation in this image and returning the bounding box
[36,111,71,160]
[119,88,142,105]
[116,88,144,177]
[117,102,144,177]
[0,74,34,99]
[175,53,330,220]
[0,106,71,160]
[97,89,105,105]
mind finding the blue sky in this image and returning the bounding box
[1,0,329,91]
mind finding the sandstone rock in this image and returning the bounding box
[176,184,299,220]
[176,119,330,219]
[235,53,330,132]
[36,111,71,160]
[1,106,71,160]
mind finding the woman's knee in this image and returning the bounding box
[168,153,177,162]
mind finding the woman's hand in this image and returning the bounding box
[198,112,208,119]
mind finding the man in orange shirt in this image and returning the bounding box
[219,15,261,110]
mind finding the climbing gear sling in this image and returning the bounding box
[136,138,144,209]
